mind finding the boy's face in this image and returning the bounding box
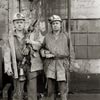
[13,20,25,31]
[51,21,61,32]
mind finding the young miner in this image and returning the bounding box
[3,12,44,100]
[25,20,44,100]
[3,12,30,100]
[41,15,77,100]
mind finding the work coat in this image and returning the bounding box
[42,31,75,81]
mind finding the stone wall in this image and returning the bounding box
[1,0,100,79]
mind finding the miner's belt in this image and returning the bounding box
[52,56,69,60]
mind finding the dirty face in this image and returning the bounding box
[51,21,61,32]
[13,20,25,31]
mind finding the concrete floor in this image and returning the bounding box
[1,93,100,100]
[40,94,100,100]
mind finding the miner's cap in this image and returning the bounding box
[48,15,62,24]
[13,13,25,22]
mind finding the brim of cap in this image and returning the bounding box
[49,20,62,23]
[13,19,25,21]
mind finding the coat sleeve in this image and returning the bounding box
[65,32,75,60]
[66,33,81,71]
[30,32,44,51]
[40,36,46,57]
[65,32,75,69]
[69,38,75,60]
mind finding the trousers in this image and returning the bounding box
[12,79,24,100]
[12,71,38,100]
[27,72,37,100]
[47,78,68,100]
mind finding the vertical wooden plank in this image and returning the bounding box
[8,0,19,35]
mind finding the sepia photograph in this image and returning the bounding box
[0,0,100,100]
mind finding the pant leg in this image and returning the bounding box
[47,78,55,100]
[58,81,67,100]
[27,72,37,100]
[13,79,24,100]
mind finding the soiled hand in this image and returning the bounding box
[7,69,13,76]
[45,53,55,58]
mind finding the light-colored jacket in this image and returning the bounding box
[28,31,44,72]
[3,30,44,78]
